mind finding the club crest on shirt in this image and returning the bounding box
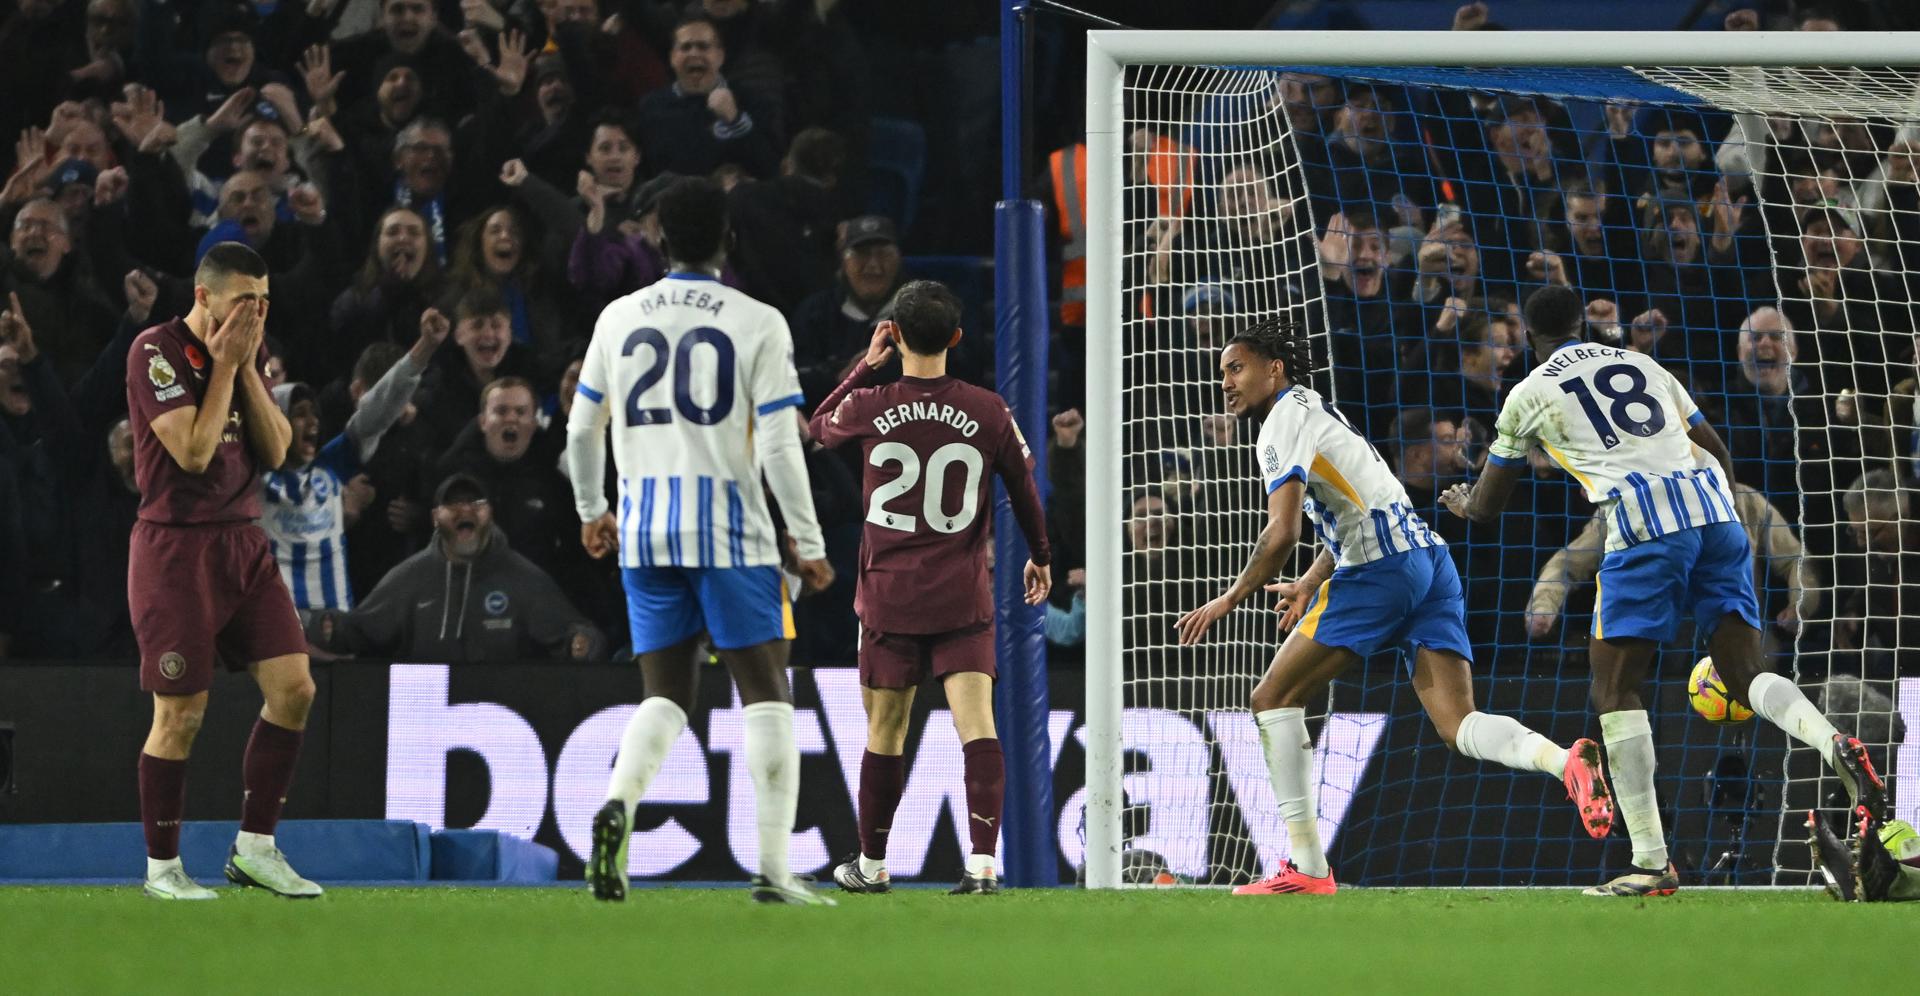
[149,353,184,401]
[484,590,509,616]
[157,652,186,680]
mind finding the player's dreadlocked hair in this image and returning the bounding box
[1227,317,1316,386]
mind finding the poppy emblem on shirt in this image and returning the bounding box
[184,344,206,370]
[485,591,509,616]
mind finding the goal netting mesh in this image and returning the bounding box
[1112,61,1916,886]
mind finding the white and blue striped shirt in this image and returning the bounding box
[1255,385,1443,568]
[261,435,359,611]
[614,473,780,569]
[569,273,818,570]
[1490,342,1740,552]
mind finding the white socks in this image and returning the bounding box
[1746,673,1839,764]
[743,701,800,887]
[965,853,996,878]
[1454,712,1569,777]
[1600,710,1667,870]
[858,854,888,880]
[1255,707,1328,878]
[235,830,275,858]
[147,856,182,880]
[606,697,689,819]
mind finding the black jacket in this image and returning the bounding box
[310,526,604,662]
[635,80,780,180]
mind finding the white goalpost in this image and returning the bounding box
[1084,30,1920,890]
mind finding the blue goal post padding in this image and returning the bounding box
[0,820,433,881]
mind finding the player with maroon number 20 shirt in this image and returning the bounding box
[125,243,320,900]
[808,280,1051,895]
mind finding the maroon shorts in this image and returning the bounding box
[857,621,995,690]
[130,520,305,695]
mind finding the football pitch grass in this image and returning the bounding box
[0,884,1903,993]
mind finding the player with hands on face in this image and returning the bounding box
[125,242,320,900]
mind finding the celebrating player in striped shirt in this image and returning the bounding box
[1444,286,1888,897]
[565,176,835,906]
[1177,318,1610,896]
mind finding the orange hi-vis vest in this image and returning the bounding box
[1049,137,1194,326]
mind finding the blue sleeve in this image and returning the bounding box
[1485,451,1526,468]
[1687,410,1706,426]
[756,393,805,416]
[314,432,360,479]
[1266,465,1306,493]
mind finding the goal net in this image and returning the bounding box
[1083,31,1919,889]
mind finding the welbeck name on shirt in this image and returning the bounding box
[633,286,727,318]
[872,401,981,437]
[1538,343,1627,379]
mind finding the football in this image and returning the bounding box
[1687,657,1754,724]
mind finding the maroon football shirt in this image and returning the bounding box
[810,364,1050,635]
[125,318,271,525]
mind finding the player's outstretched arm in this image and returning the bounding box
[1176,479,1304,645]
[1442,458,1521,524]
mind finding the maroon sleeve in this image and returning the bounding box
[127,333,196,424]
[993,406,1051,566]
[807,361,879,449]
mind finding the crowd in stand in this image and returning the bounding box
[0,0,1000,666]
[1106,4,1920,679]
[1,0,1915,682]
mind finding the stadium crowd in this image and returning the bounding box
[0,0,1010,665]
[1106,3,1920,680]
[0,0,1913,685]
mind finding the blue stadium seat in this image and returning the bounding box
[868,116,928,239]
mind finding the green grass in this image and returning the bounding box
[0,884,1900,994]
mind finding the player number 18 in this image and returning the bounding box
[866,442,984,534]
[1557,362,1665,450]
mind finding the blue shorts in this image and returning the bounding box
[1594,521,1761,642]
[621,565,794,654]
[1295,545,1472,671]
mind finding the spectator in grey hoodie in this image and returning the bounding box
[307,472,603,662]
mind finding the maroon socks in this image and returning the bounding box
[240,717,304,835]
[857,750,906,861]
[962,737,1005,858]
[138,753,187,860]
